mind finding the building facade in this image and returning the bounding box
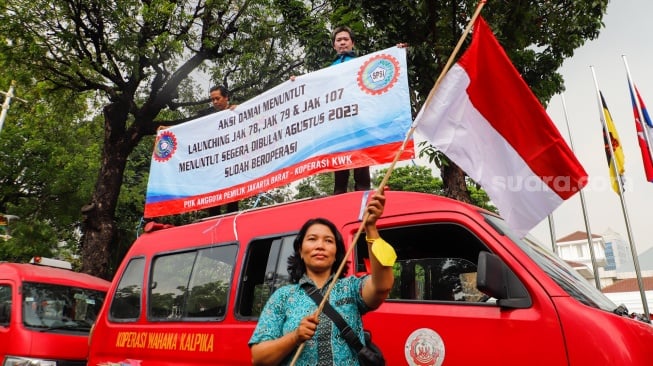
[555,229,653,314]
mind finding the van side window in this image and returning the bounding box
[0,285,10,326]
[237,236,294,318]
[149,245,237,321]
[357,223,489,303]
[110,257,145,320]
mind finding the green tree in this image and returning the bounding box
[240,185,294,210]
[0,72,99,264]
[293,173,336,199]
[0,0,317,278]
[373,165,443,194]
[467,181,495,213]
[373,165,495,212]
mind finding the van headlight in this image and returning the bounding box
[3,357,57,366]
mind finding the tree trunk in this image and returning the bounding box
[80,101,135,280]
[441,161,472,204]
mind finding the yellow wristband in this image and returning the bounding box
[369,237,397,267]
[365,236,376,244]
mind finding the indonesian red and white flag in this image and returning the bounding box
[413,17,588,237]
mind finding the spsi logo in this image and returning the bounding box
[357,53,400,95]
[153,131,177,163]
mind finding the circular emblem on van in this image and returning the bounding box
[153,131,177,162]
[404,328,445,366]
[357,54,400,95]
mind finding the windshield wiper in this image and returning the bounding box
[39,323,90,332]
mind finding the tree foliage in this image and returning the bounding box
[373,165,495,212]
[373,165,443,194]
[0,0,314,278]
[0,66,99,265]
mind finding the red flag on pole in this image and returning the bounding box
[413,17,588,237]
[627,81,653,182]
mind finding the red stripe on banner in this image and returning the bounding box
[144,140,414,217]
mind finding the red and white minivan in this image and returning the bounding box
[87,191,653,365]
[0,257,110,365]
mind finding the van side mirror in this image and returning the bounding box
[477,251,531,309]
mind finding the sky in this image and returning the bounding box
[529,0,653,255]
[403,1,653,256]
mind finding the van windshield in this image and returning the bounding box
[22,282,106,333]
[483,214,618,312]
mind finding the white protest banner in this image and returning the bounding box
[145,46,414,217]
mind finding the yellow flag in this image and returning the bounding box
[370,238,397,267]
[600,92,625,193]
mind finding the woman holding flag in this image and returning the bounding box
[248,189,395,365]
